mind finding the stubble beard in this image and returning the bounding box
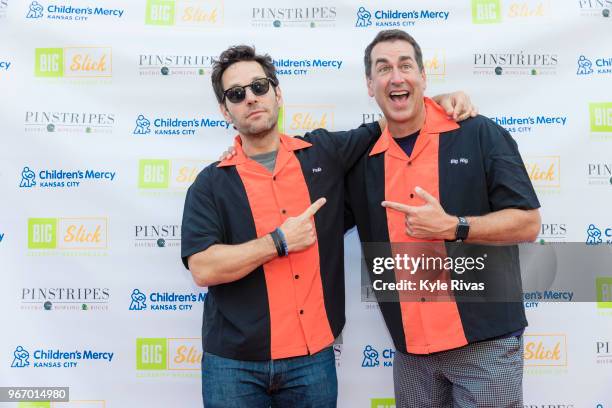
[236,109,279,139]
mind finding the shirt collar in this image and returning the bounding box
[370,97,459,156]
[217,134,312,167]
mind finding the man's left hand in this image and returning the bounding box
[433,91,478,122]
[381,186,457,240]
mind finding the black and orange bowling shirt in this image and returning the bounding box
[181,123,380,361]
[346,98,540,355]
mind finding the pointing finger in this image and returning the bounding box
[301,197,327,219]
[381,201,415,214]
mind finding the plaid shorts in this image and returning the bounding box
[393,336,523,408]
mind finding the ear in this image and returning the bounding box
[219,102,232,124]
[367,76,374,97]
[421,69,427,92]
[274,85,283,106]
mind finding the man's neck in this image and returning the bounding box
[240,128,280,156]
[388,103,426,138]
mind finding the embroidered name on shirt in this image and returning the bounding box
[450,158,469,165]
[312,167,322,173]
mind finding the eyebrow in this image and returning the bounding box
[226,75,266,89]
[374,55,415,65]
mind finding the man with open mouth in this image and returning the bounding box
[180,43,477,407]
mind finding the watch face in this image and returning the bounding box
[457,225,469,240]
[456,217,470,240]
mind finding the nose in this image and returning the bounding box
[244,87,258,104]
[390,66,403,84]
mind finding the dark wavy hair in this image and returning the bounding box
[211,45,279,104]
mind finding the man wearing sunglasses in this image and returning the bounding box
[181,44,476,408]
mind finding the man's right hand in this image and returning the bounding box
[218,146,237,161]
[279,198,326,253]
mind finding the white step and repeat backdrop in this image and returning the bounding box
[1,1,612,407]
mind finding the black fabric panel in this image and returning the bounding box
[437,116,534,341]
[190,165,272,360]
[294,140,347,338]
[346,151,408,353]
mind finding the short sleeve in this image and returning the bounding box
[482,123,541,211]
[181,167,224,269]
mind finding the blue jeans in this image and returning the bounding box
[201,347,337,408]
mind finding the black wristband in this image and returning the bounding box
[455,216,470,241]
[269,230,284,257]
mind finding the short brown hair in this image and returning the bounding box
[364,29,424,78]
[211,45,279,104]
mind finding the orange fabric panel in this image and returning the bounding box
[231,135,334,359]
[379,98,468,354]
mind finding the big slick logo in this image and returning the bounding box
[524,156,560,191]
[277,105,335,135]
[35,47,112,78]
[371,399,396,408]
[145,0,223,27]
[138,54,215,76]
[10,345,114,369]
[273,58,343,76]
[473,51,558,76]
[20,287,110,311]
[589,102,612,139]
[577,55,612,76]
[27,217,108,253]
[133,114,230,136]
[129,288,205,312]
[587,162,612,186]
[423,50,446,81]
[136,337,201,377]
[24,111,115,134]
[251,6,337,28]
[471,0,553,24]
[490,113,567,134]
[138,159,211,192]
[355,6,449,28]
[19,166,116,189]
[578,0,612,18]
[596,277,612,309]
[26,1,124,22]
[524,334,568,370]
[134,224,181,248]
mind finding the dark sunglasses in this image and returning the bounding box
[223,77,276,104]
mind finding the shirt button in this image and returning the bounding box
[299,310,304,314]
[410,193,414,199]
[294,275,299,279]
[281,209,287,214]
[408,162,412,166]
[273,176,276,181]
